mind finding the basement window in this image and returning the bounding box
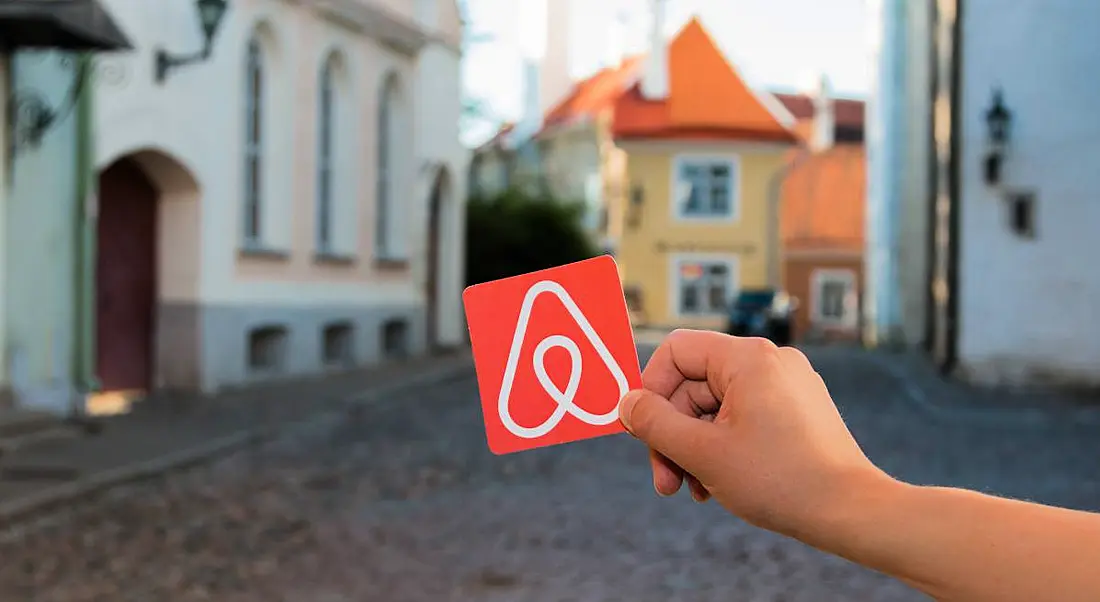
[322,321,355,367]
[382,319,410,359]
[248,325,288,372]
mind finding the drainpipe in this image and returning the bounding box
[71,53,98,416]
[765,146,812,289]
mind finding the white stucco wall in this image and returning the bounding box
[863,0,907,346]
[94,0,432,308]
[3,51,82,412]
[955,0,1100,387]
[896,0,933,346]
[415,38,469,346]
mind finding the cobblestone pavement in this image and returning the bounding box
[1,344,1098,601]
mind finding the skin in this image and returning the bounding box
[618,329,1100,602]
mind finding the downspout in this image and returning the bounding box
[765,146,812,289]
[71,53,98,415]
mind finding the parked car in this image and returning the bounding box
[725,288,797,345]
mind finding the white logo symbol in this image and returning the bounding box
[497,280,630,439]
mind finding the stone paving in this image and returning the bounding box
[1,343,1098,601]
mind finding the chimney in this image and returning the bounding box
[811,74,835,150]
[520,57,541,137]
[641,0,668,99]
[604,6,629,70]
[540,0,572,116]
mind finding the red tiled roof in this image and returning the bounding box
[773,92,866,133]
[541,55,644,133]
[781,145,866,252]
[612,18,796,144]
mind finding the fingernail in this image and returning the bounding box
[619,390,643,432]
[690,488,705,503]
[654,476,672,497]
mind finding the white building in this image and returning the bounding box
[93,0,468,395]
[866,0,1100,389]
[0,1,131,416]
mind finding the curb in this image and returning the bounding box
[866,353,1100,431]
[0,356,475,528]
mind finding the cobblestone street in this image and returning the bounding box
[1,344,1098,602]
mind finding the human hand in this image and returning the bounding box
[618,329,892,537]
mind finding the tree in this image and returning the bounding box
[465,188,599,287]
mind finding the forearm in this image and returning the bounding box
[803,474,1100,602]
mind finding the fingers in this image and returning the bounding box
[620,389,727,482]
[643,330,778,403]
[650,448,684,496]
[647,380,718,496]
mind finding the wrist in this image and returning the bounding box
[790,466,910,558]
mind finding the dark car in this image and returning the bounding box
[725,288,797,345]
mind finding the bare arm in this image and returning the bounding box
[811,476,1100,602]
[619,330,1100,602]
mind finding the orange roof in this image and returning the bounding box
[540,55,644,134]
[781,145,866,252]
[612,18,797,143]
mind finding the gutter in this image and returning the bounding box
[71,52,98,415]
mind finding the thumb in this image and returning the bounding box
[619,389,725,480]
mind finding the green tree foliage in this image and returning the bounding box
[465,188,600,287]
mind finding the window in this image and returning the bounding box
[1007,190,1036,239]
[674,257,736,315]
[316,55,336,252]
[376,74,398,259]
[812,269,857,326]
[243,36,265,244]
[322,321,354,366]
[673,156,738,220]
[382,319,409,359]
[248,325,288,372]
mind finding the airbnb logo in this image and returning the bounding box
[463,256,643,455]
[497,280,631,439]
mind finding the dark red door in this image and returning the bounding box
[425,174,443,350]
[96,158,157,391]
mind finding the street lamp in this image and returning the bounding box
[154,0,229,84]
[983,87,1012,185]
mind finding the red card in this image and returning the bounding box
[463,255,643,455]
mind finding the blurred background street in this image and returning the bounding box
[2,342,1097,602]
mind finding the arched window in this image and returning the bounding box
[376,73,400,259]
[243,35,264,244]
[317,53,336,252]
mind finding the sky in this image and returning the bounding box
[461,0,872,145]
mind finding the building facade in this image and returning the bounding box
[776,87,867,342]
[867,0,1100,388]
[0,1,131,416]
[612,13,797,331]
[94,0,468,395]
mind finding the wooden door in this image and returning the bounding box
[96,158,157,391]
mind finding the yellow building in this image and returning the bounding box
[611,16,798,330]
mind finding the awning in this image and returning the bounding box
[0,0,132,51]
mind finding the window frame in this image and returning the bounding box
[669,253,739,319]
[670,154,741,223]
[811,268,858,327]
[375,75,396,260]
[316,54,336,253]
[243,35,265,246]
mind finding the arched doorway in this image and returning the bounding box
[95,149,200,393]
[425,166,452,351]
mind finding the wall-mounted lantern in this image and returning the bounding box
[983,87,1012,186]
[154,0,229,84]
[2,0,132,153]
